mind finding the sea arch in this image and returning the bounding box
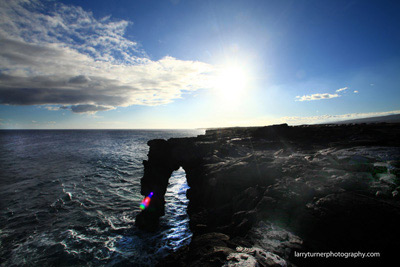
[135,139,204,231]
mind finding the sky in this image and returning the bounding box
[0,0,399,129]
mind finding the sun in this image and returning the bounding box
[214,64,249,104]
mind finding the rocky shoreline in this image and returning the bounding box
[136,123,400,266]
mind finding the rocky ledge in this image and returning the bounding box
[136,123,400,266]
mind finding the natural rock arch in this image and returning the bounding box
[135,138,204,231]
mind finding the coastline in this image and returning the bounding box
[137,123,400,266]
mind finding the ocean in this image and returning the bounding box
[0,129,204,266]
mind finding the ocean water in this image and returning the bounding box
[0,129,204,266]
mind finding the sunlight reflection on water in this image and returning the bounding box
[163,167,192,251]
[0,130,201,266]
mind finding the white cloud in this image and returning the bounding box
[336,87,348,92]
[0,0,215,113]
[354,90,359,93]
[44,106,60,111]
[281,110,400,125]
[296,93,340,101]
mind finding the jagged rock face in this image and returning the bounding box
[137,123,400,264]
[135,138,209,231]
[135,139,177,231]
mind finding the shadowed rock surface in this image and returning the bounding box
[136,123,400,266]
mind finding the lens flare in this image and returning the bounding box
[139,192,154,210]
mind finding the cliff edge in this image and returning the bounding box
[136,123,400,266]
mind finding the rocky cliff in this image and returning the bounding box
[136,123,400,266]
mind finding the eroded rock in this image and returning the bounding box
[138,123,400,265]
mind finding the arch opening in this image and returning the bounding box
[162,167,192,250]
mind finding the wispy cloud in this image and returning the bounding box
[44,106,61,111]
[0,0,215,113]
[295,86,352,102]
[336,87,348,92]
[281,110,400,124]
[296,93,340,101]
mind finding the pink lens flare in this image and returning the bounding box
[139,192,154,210]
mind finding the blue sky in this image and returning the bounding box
[0,0,399,129]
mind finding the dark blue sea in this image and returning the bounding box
[0,129,204,266]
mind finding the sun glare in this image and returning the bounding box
[214,65,248,105]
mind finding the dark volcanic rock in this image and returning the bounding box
[136,123,400,265]
[158,232,235,267]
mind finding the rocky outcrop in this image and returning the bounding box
[136,123,400,265]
